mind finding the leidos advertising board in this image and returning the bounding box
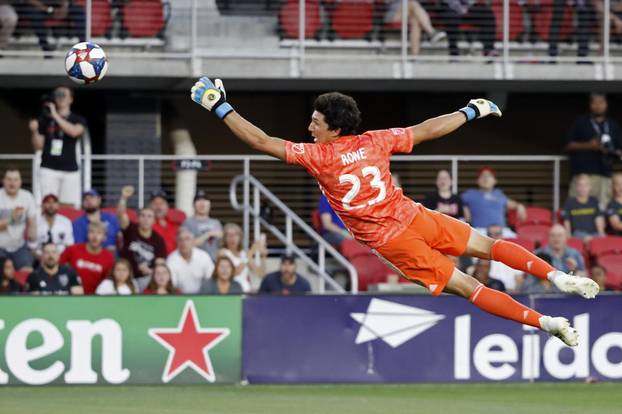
[0,297,241,385]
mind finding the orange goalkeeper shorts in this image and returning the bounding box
[375,207,471,296]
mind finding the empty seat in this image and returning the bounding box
[516,224,550,248]
[531,0,574,42]
[75,0,112,37]
[503,237,535,252]
[595,254,622,290]
[588,236,622,258]
[279,0,322,39]
[122,0,166,38]
[330,1,374,39]
[490,0,524,41]
[341,239,392,291]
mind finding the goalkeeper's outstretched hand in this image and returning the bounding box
[191,77,234,120]
[459,99,502,122]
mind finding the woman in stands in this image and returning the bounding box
[95,258,137,295]
[384,0,446,56]
[218,223,267,293]
[0,258,22,294]
[201,256,243,295]
[143,262,178,295]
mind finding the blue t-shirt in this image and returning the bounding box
[319,194,345,231]
[259,271,311,295]
[536,245,586,274]
[461,189,508,228]
[73,211,120,249]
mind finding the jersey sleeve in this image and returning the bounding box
[367,128,414,154]
[285,141,325,176]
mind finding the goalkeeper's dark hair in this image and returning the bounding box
[313,92,361,136]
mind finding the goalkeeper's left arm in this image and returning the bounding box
[191,77,287,161]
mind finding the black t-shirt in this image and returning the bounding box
[120,222,167,278]
[606,199,622,235]
[38,113,87,172]
[567,114,621,177]
[258,272,311,295]
[562,196,603,235]
[423,191,464,219]
[26,265,81,295]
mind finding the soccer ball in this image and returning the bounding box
[64,42,108,84]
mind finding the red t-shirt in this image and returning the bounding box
[285,128,421,249]
[60,244,115,294]
[153,217,179,255]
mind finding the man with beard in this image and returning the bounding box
[73,189,120,252]
[36,193,74,258]
[26,242,83,295]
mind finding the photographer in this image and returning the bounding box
[29,86,86,209]
[565,93,622,207]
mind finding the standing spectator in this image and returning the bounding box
[166,228,214,294]
[182,190,223,261]
[470,258,505,292]
[0,258,22,294]
[200,256,243,295]
[219,222,267,293]
[549,0,594,61]
[29,86,86,208]
[26,242,83,295]
[259,254,311,295]
[117,186,166,290]
[73,189,120,252]
[521,253,560,294]
[150,189,179,255]
[565,93,621,206]
[18,1,85,53]
[96,258,137,295]
[319,193,351,249]
[384,0,446,56]
[562,174,606,240]
[143,262,178,295]
[423,169,466,220]
[536,224,587,276]
[441,0,496,58]
[36,193,74,257]
[605,173,622,234]
[60,221,114,294]
[461,167,526,236]
[0,1,18,53]
[486,224,524,292]
[0,168,37,272]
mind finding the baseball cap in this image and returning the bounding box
[194,190,209,202]
[281,253,296,263]
[83,189,100,198]
[149,189,168,202]
[478,166,496,178]
[42,193,59,203]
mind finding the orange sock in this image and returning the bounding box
[491,239,555,280]
[469,284,542,328]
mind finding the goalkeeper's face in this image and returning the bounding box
[308,111,340,144]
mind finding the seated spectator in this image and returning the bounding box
[143,262,178,295]
[562,174,605,240]
[423,169,466,220]
[461,167,526,237]
[259,254,311,295]
[117,186,167,291]
[0,168,37,272]
[319,194,351,249]
[0,1,18,53]
[441,0,496,58]
[201,256,243,295]
[36,193,74,258]
[486,224,524,292]
[605,173,622,235]
[96,258,137,295]
[470,258,505,292]
[590,264,609,292]
[166,228,214,294]
[384,0,446,56]
[60,221,115,295]
[149,189,178,255]
[219,223,267,293]
[521,253,560,294]
[26,242,83,295]
[18,1,85,53]
[182,190,223,261]
[0,258,21,295]
[73,189,120,252]
[536,224,586,276]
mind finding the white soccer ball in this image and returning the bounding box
[65,42,108,84]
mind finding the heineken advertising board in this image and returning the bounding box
[0,296,241,385]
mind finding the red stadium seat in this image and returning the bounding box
[588,236,622,258]
[279,0,322,39]
[509,207,553,229]
[516,224,550,248]
[74,0,113,37]
[503,237,535,252]
[102,206,137,223]
[13,270,29,286]
[311,209,322,233]
[491,0,524,41]
[58,206,84,221]
[167,208,187,225]
[531,0,574,42]
[341,239,392,291]
[122,0,166,38]
[330,1,374,39]
[595,254,622,290]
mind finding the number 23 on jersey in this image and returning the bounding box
[339,166,386,210]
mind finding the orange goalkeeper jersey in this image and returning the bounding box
[285,128,421,249]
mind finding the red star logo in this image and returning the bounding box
[149,300,230,383]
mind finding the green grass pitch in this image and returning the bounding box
[1,383,620,414]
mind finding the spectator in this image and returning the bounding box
[562,174,606,240]
[536,224,587,276]
[95,258,137,295]
[470,258,505,292]
[441,0,496,58]
[0,258,21,294]
[166,228,214,294]
[117,186,166,290]
[319,193,351,249]
[486,224,524,292]
[605,173,622,235]
[73,189,120,252]
[0,1,18,53]
[594,1,622,52]
[521,252,560,294]
[259,254,311,295]
[461,167,526,236]
[26,242,83,295]
[18,1,85,53]
[182,190,223,261]
[143,262,178,295]
[384,0,446,56]
[36,193,74,258]
[0,168,37,272]
[423,169,466,220]
[565,93,621,206]
[219,223,267,293]
[149,189,178,255]
[549,0,594,61]
[200,256,243,295]
[29,86,86,208]
[60,221,114,295]
[590,264,609,291]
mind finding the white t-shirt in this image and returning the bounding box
[489,260,523,291]
[167,248,214,294]
[0,188,37,252]
[37,213,74,255]
[95,279,135,295]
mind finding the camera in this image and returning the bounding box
[40,94,54,118]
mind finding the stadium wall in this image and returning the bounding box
[0,295,620,386]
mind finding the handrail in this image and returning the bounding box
[230,174,359,294]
